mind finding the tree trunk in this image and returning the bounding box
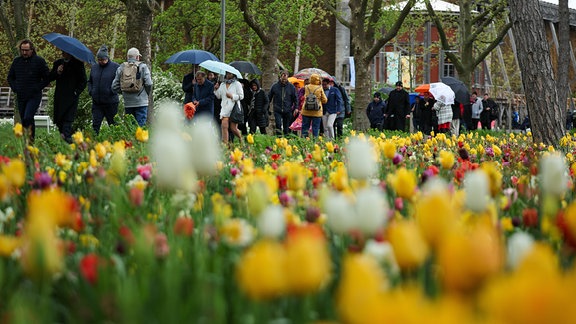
[260,27,279,91]
[352,57,371,131]
[509,0,564,145]
[124,0,154,124]
[557,0,570,120]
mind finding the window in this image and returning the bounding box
[443,58,455,77]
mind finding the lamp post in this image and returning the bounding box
[220,0,225,62]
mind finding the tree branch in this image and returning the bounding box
[323,0,352,29]
[368,0,416,60]
[239,0,271,44]
[473,21,512,67]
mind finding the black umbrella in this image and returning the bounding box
[229,61,262,75]
[441,76,470,104]
[378,87,395,95]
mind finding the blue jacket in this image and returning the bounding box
[268,81,297,114]
[192,79,214,116]
[324,86,343,115]
[88,60,120,105]
[366,99,386,125]
[7,54,50,99]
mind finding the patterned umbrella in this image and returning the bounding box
[293,68,333,81]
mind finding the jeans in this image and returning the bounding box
[92,103,119,134]
[17,94,42,139]
[274,110,292,136]
[125,106,147,126]
[301,116,321,138]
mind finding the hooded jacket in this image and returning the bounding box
[301,74,327,118]
[249,79,270,128]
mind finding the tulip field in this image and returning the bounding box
[1,102,576,323]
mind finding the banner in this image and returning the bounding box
[349,57,355,88]
[386,52,400,85]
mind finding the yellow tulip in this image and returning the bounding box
[246,133,254,144]
[388,219,428,270]
[284,229,331,294]
[135,127,149,142]
[13,123,23,137]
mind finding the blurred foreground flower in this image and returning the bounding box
[346,137,377,180]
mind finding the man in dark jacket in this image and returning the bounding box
[49,51,87,143]
[191,71,214,119]
[88,45,120,134]
[7,39,50,142]
[268,71,297,136]
[385,81,410,131]
[481,93,497,130]
[182,69,195,104]
[366,92,386,130]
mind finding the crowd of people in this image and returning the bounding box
[366,85,509,136]
[8,38,152,144]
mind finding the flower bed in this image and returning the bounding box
[1,102,576,323]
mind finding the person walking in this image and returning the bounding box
[247,79,269,134]
[420,92,436,134]
[182,68,195,104]
[366,92,386,130]
[88,45,120,135]
[385,81,411,131]
[450,101,462,136]
[48,51,87,143]
[214,71,244,146]
[268,71,297,136]
[112,47,153,126]
[300,73,327,138]
[191,71,214,119]
[7,39,50,142]
[470,92,483,130]
[433,96,453,134]
[481,93,497,130]
[321,78,342,140]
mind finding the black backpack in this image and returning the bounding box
[305,86,321,111]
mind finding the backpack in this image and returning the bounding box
[120,62,143,93]
[304,86,320,111]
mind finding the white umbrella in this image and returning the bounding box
[199,60,243,79]
[429,82,455,105]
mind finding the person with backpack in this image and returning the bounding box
[112,47,153,126]
[88,45,120,135]
[300,73,327,138]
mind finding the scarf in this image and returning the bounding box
[225,77,237,84]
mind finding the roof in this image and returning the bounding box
[540,0,576,9]
[396,0,461,13]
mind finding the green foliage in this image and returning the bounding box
[151,69,184,108]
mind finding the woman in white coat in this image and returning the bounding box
[214,71,244,146]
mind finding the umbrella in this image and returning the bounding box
[229,61,262,75]
[378,86,395,95]
[441,76,470,104]
[293,68,333,81]
[414,84,430,93]
[199,60,243,79]
[429,82,455,105]
[165,49,219,64]
[288,77,304,88]
[42,32,95,64]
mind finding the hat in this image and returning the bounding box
[127,47,141,58]
[395,81,403,87]
[374,92,382,98]
[96,45,109,59]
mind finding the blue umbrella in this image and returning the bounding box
[42,33,95,64]
[165,50,220,64]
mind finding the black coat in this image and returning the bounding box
[7,54,50,99]
[182,72,194,104]
[248,79,270,128]
[49,57,87,124]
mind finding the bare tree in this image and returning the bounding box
[509,0,564,145]
[326,0,416,130]
[424,0,512,89]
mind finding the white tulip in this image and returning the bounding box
[257,205,285,239]
[539,153,568,197]
[364,239,399,275]
[463,170,490,213]
[346,137,378,180]
[188,116,222,176]
[507,231,535,269]
[354,187,389,235]
[154,100,184,131]
[323,191,356,234]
